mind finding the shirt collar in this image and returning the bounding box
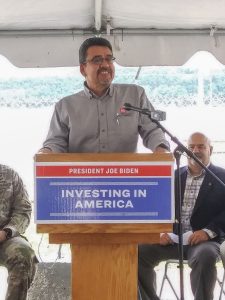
[83,82,113,99]
[187,162,210,179]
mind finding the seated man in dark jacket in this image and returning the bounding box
[138,132,225,300]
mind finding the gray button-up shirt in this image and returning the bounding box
[43,83,169,153]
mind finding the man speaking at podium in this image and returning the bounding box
[39,37,169,154]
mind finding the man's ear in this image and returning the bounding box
[210,145,213,155]
[80,64,86,77]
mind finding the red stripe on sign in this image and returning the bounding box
[36,165,172,177]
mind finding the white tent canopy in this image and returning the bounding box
[1,0,225,67]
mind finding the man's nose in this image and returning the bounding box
[193,146,200,152]
[100,59,110,66]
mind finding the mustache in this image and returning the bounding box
[97,67,111,74]
[189,154,203,163]
[193,153,202,158]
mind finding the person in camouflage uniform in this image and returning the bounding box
[0,164,37,300]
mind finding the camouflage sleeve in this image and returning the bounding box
[1,166,31,236]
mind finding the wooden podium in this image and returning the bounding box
[35,153,174,300]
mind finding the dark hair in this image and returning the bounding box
[79,37,113,64]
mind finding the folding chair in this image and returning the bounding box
[159,259,225,300]
[218,270,225,300]
[220,242,225,300]
[159,259,183,300]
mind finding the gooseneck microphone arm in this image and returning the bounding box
[123,103,166,121]
[123,103,225,187]
[123,102,225,300]
[123,103,154,116]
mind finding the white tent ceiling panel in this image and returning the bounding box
[0,0,94,30]
[1,32,225,68]
[104,0,225,29]
[112,34,225,67]
[1,0,225,67]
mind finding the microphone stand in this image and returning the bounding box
[173,145,185,300]
[124,104,225,300]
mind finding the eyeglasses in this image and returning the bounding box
[84,55,116,65]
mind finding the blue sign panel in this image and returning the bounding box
[35,162,174,223]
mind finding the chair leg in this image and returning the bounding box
[166,276,180,300]
[159,261,169,298]
[218,270,225,300]
[159,261,180,300]
[159,274,166,298]
[138,284,143,300]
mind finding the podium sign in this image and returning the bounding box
[35,153,174,300]
[35,160,174,224]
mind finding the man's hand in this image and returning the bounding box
[0,230,7,243]
[38,147,52,154]
[188,230,209,246]
[160,233,174,246]
[154,146,168,153]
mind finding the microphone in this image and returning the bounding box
[123,103,166,121]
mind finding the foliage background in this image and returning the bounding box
[1,65,225,108]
